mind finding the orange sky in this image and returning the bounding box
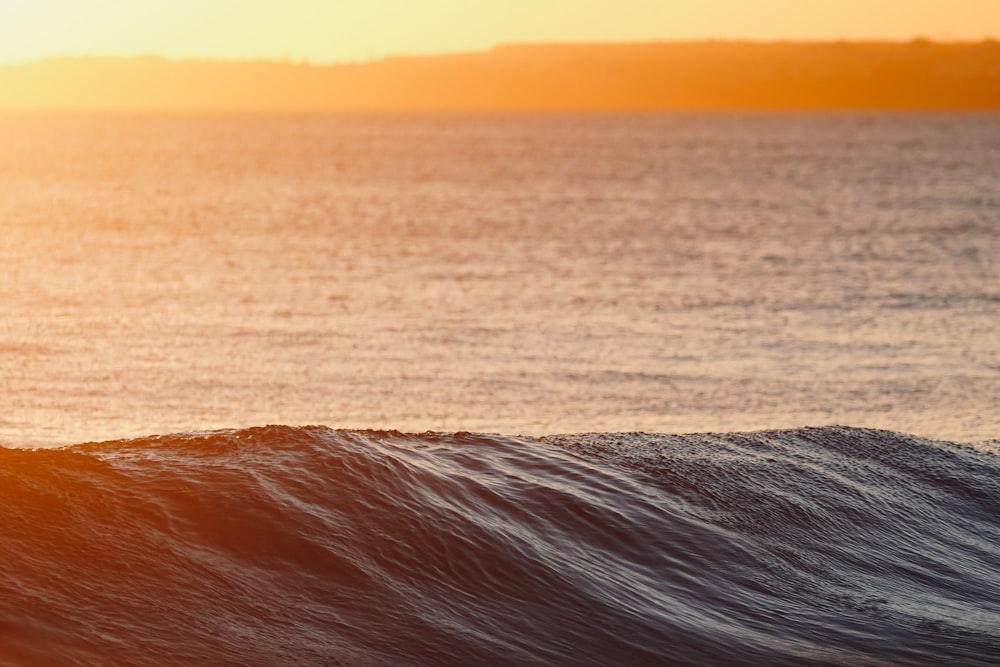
[1,0,999,64]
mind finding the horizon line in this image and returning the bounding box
[2,36,998,67]
[4,40,998,112]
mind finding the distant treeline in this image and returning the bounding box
[2,41,999,110]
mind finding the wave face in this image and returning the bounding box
[1,426,998,666]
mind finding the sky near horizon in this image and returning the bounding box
[1,0,999,64]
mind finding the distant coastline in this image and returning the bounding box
[2,41,999,111]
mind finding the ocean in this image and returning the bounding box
[1,112,998,664]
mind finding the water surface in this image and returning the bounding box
[0,112,997,444]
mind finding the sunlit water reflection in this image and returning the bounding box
[1,112,997,445]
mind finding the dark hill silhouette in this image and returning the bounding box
[2,41,999,110]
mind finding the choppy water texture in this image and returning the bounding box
[0,113,998,444]
[1,426,998,666]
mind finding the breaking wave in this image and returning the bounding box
[1,425,998,665]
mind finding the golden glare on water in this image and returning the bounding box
[0,112,997,445]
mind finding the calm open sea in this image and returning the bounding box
[1,112,997,445]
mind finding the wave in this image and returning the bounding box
[1,426,998,666]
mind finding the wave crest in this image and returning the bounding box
[1,426,998,665]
